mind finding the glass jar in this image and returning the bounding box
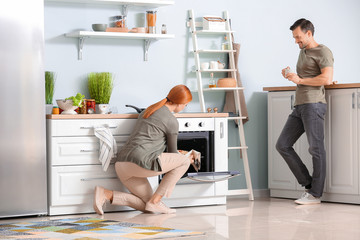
[52,106,59,114]
[161,24,167,34]
[79,99,87,114]
[146,11,157,33]
[86,99,96,114]
[114,15,126,28]
[209,72,216,88]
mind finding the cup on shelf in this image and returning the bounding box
[201,62,210,70]
[218,61,226,69]
[210,61,218,70]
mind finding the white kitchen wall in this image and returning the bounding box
[45,0,360,191]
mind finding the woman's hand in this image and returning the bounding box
[178,150,195,164]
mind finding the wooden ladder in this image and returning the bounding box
[187,9,254,200]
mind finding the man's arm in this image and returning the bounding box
[287,67,333,86]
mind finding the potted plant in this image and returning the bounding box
[45,71,56,114]
[88,72,114,114]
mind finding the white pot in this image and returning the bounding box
[46,104,53,115]
[97,104,110,114]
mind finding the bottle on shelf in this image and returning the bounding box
[209,72,216,88]
[221,36,229,50]
[161,24,167,34]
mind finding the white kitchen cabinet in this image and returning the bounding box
[47,118,143,215]
[267,91,312,193]
[325,89,359,195]
[47,116,229,215]
[268,87,360,204]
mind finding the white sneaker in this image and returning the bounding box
[294,192,321,205]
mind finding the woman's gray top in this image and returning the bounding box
[116,106,179,171]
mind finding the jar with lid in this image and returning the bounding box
[209,72,216,88]
[146,11,157,33]
[221,36,229,50]
[79,99,87,114]
[161,24,167,34]
[86,99,96,114]
[52,106,59,114]
[114,15,126,28]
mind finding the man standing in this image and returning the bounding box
[276,18,334,205]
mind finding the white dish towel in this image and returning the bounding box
[94,126,117,171]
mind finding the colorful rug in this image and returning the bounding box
[0,217,205,239]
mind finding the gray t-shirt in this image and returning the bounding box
[294,44,334,106]
[116,106,179,171]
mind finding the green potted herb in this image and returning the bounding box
[45,71,56,114]
[88,72,114,114]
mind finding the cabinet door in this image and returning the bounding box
[50,136,129,166]
[326,89,358,194]
[50,164,158,207]
[268,91,297,190]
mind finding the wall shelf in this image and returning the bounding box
[202,87,245,92]
[195,49,236,53]
[45,0,175,7]
[194,69,237,73]
[65,31,175,61]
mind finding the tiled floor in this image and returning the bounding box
[2,197,360,239]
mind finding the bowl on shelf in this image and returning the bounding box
[92,24,108,32]
[217,78,237,88]
[129,27,146,33]
[56,99,78,115]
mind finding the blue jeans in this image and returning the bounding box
[276,103,327,197]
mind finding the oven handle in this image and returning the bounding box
[186,171,240,183]
[220,122,224,139]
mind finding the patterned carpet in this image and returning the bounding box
[0,217,205,239]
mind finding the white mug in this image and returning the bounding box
[210,61,218,69]
[218,62,226,69]
[98,104,109,114]
[201,62,209,70]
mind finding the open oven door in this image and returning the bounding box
[185,171,240,183]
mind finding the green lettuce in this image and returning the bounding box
[66,93,85,107]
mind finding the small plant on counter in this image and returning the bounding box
[65,93,85,107]
[45,71,56,104]
[88,72,114,104]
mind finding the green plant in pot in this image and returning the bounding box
[45,71,56,114]
[88,72,114,114]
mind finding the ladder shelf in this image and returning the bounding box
[188,9,254,201]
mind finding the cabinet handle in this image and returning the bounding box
[80,149,99,152]
[290,95,294,110]
[80,126,118,129]
[352,93,355,109]
[358,92,360,109]
[220,122,224,139]
[81,177,118,181]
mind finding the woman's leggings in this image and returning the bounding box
[112,153,190,211]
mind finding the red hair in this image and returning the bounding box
[143,85,192,119]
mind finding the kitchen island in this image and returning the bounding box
[264,83,360,204]
[46,112,229,215]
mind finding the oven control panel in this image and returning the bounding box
[177,118,215,131]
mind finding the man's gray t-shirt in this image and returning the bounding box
[116,106,178,171]
[295,44,334,106]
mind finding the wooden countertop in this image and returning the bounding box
[46,112,229,119]
[263,83,360,92]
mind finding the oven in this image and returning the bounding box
[160,117,239,184]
